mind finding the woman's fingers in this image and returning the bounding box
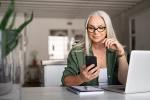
[90,67,101,79]
[80,65,100,82]
[107,39,115,49]
[86,64,95,71]
[87,66,100,80]
[88,65,99,74]
[103,38,123,51]
[103,38,125,56]
[104,39,116,49]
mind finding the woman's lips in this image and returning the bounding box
[93,36,101,38]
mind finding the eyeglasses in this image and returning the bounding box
[87,26,106,33]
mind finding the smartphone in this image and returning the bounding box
[85,56,97,68]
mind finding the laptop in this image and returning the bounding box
[102,50,150,94]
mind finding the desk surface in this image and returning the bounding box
[1,86,150,100]
[22,87,150,100]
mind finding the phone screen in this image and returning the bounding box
[85,56,97,68]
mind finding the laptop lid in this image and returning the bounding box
[125,50,150,93]
[102,50,150,94]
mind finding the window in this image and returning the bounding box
[48,29,84,60]
[48,30,68,60]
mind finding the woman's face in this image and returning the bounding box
[87,16,107,43]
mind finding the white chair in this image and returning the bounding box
[44,64,66,86]
[41,60,66,86]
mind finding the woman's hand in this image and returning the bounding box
[102,38,125,56]
[79,64,100,83]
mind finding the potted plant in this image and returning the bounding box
[0,0,33,95]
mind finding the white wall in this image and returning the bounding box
[134,8,150,50]
[27,18,85,65]
[113,13,129,48]
[113,0,150,52]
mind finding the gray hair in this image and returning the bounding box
[85,10,117,55]
[72,10,118,55]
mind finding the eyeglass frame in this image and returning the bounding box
[86,26,106,33]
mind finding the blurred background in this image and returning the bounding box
[0,0,150,87]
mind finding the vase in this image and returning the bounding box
[0,30,22,99]
[0,52,13,95]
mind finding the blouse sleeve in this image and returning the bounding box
[61,49,80,86]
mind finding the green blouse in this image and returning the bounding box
[61,46,121,86]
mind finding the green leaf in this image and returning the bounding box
[16,12,34,34]
[2,30,19,57]
[7,12,16,30]
[0,0,34,57]
[0,0,15,30]
[1,30,8,58]
[6,37,19,56]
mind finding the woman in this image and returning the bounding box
[61,10,128,86]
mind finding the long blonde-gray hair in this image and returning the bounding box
[73,10,118,55]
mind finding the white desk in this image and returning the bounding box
[22,87,150,100]
[1,86,150,100]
